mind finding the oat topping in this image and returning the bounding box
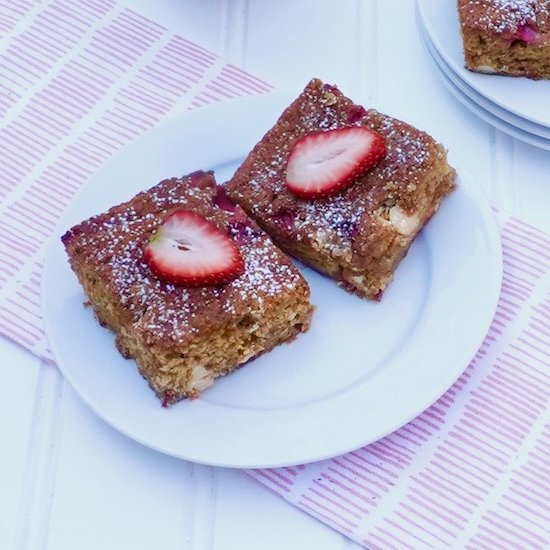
[64,173,302,343]
[225,78,456,300]
[228,81,439,257]
[460,0,550,33]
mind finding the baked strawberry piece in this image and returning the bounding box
[226,79,456,299]
[62,171,313,405]
[458,0,550,79]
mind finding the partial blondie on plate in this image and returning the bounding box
[62,171,313,406]
[458,0,550,79]
[226,79,456,300]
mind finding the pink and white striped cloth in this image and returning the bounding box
[0,1,548,548]
[0,0,272,360]
[248,214,550,548]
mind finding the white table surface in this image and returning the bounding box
[1,1,548,549]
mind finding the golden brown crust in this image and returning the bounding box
[458,0,550,79]
[458,0,550,34]
[226,79,456,299]
[62,171,314,405]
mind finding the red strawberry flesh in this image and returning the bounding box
[212,185,237,212]
[143,210,244,287]
[515,23,539,44]
[285,127,386,199]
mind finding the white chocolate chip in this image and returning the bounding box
[389,205,420,236]
[475,65,499,74]
[189,365,214,392]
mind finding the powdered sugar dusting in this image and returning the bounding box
[64,172,305,344]
[461,0,550,33]
[294,195,364,253]
[232,235,300,300]
[227,80,443,264]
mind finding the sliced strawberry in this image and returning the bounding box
[143,210,244,287]
[285,127,386,199]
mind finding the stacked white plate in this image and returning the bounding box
[416,0,550,150]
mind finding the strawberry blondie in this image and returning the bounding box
[62,171,313,406]
[458,0,550,79]
[226,79,456,299]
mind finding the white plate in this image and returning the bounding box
[417,0,550,127]
[418,18,550,151]
[42,92,502,468]
[418,12,550,140]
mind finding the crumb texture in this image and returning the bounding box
[226,79,456,299]
[458,0,550,78]
[459,0,550,33]
[62,171,313,405]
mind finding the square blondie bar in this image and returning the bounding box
[62,171,313,406]
[458,0,550,79]
[226,79,456,299]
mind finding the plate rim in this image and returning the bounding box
[417,18,550,151]
[42,92,503,468]
[421,23,550,139]
[416,0,550,128]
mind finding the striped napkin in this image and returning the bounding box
[248,213,550,548]
[1,1,548,548]
[0,0,271,360]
